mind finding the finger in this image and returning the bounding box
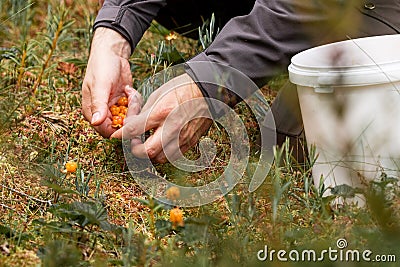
[154,143,193,163]
[90,89,108,126]
[129,97,174,136]
[126,99,142,118]
[139,74,190,113]
[154,122,208,163]
[153,139,189,163]
[83,82,117,138]
[128,137,144,157]
[92,117,116,138]
[131,119,180,159]
[132,109,212,160]
[110,107,157,140]
[82,83,93,122]
[124,85,143,107]
[154,118,212,163]
[90,77,111,126]
[131,137,143,147]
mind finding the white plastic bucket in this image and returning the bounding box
[288,34,400,199]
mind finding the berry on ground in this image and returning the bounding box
[65,161,77,173]
[170,207,184,227]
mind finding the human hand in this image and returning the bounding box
[111,74,212,163]
[82,27,140,138]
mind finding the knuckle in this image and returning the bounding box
[178,124,192,141]
[158,106,173,117]
[156,156,167,164]
[179,131,189,143]
[129,103,141,115]
[81,108,91,121]
[147,147,157,158]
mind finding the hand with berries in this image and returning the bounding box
[81,27,142,138]
[111,74,212,163]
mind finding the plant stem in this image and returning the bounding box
[32,16,64,96]
[16,44,27,88]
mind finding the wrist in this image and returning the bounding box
[91,27,131,59]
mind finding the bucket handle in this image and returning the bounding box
[314,86,334,93]
[314,72,340,93]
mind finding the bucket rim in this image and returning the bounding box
[288,34,400,88]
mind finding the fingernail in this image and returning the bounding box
[91,112,100,124]
[125,85,134,94]
[110,128,122,139]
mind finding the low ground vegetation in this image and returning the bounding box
[0,1,399,266]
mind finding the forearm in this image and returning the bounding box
[91,27,131,58]
[94,0,167,51]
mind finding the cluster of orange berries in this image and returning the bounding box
[170,207,184,228]
[65,161,77,173]
[166,187,184,227]
[110,96,129,128]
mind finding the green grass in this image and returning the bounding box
[1,1,400,266]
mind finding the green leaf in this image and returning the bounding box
[153,204,165,213]
[38,240,82,267]
[32,219,74,233]
[155,219,171,238]
[0,223,32,240]
[0,47,19,62]
[43,182,77,195]
[70,201,111,230]
[41,164,64,182]
[132,197,149,206]
[162,46,184,64]
[330,184,362,198]
[0,224,14,238]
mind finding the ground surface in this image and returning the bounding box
[0,1,400,266]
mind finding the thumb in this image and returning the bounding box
[90,86,110,126]
[124,85,143,107]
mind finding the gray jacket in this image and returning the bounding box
[95,0,400,135]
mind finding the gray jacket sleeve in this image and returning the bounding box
[188,0,400,117]
[94,0,166,50]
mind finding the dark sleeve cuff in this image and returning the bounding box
[94,1,167,51]
[185,53,257,118]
